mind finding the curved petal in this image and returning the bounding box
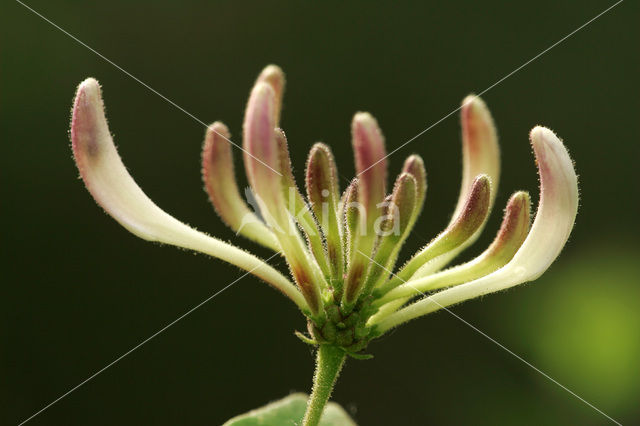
[392,94,500,282]
[361,173,417,296]
[353,112,387,221]
[365,155,428,291]
[341,178,361,263]
[343,113,388,307]
[242,82,285,215]
[452,95,500,221]
[374,191,530,306]
[71,78,308,312]
[242,80,325,314]
[382,95,498,287]
[401,154,427,229]
[306,142,344,278]
[256,64,285,125]
[379,175,492,293]
[275,129,331,278]
[202,121,280,251]
[373,127,578,332]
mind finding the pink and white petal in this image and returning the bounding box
[390,96,498,282]
[343,113,388,305]
[256,65,285,125]
[276,130,332,279]
[242,79,326,312]
[452,95,500,221]
[374,127,578,332]
[353,112,388,223]
[242,82,285,218]
[202,121,280,250]
[71,78,307,311]
[401,154,427,226]
[305,142,344,278]
[380,174,492,292]
[376,191,530,305]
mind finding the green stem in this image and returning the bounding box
[302,344,347,426]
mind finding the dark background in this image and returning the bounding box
[2,1,639,425]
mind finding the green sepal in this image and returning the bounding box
[345,351,374,360]
[295,330,318,346]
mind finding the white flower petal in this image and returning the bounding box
[374,126,578,332]
[71,78,307,312]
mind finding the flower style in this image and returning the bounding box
[70,65,578,425]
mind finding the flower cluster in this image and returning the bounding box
[70,65,578,357]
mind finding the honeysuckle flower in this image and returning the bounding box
[70,65,578,426]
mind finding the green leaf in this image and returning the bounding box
[223,393,357,426]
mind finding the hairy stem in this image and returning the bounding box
[302,344,347,426]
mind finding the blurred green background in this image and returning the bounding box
[2,1,639,425]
